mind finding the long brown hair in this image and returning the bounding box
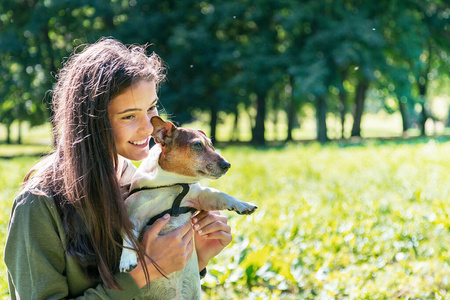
[24,38,165,289]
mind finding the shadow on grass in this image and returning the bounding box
[1,135,449,158]
[331,135,450,148]
[0,143,52,159]
[215,134,450,151]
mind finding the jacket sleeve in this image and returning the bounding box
[119,159,138,186]
[4,192,142,300]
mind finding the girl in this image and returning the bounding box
[4,38,232,299]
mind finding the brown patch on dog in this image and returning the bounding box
[159,131,198,177]
[151,116,230,178]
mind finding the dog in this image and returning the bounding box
[119,116,257,299]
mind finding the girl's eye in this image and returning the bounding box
[148,104,159,113]
[122,115,135,120]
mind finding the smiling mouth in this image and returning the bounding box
[129,137,149,146]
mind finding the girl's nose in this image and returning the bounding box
[140,115,154,135]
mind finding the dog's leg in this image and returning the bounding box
[119,227,141,272]
[188,184,257,215]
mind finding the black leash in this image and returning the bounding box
[128,183,197,226]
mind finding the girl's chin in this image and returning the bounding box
[119,147,149,161]
[132,150,149,161]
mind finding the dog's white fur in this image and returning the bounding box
[120,119,257,300]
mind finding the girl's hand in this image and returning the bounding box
[192,211,232,270]
[129,214,194,287]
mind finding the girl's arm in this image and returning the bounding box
[192,211,233,271]
[129,214,195,287]
[4,192,142,299]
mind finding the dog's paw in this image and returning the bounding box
[228,201,258,215]
[119,250,138,273]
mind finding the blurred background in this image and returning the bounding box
[0,0,449,146]
[1,1,450,299]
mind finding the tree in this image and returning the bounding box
[1,0,448,145]
[380,0,450,136]
[0,0,127,143]
[286,1,385,141]
[226,0,285,145]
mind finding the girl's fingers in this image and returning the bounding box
[196,221,231,236]
[145,213,170,237]
[192,211,230,236]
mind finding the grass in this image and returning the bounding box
[202,140,450,299]
[0,144,52,158]
[1,110,448,146]
[0,135,449,298]
[186,110,449,142]
[0,122,53,146]
[0,155,43,298]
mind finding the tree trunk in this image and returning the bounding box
[231,107,239,142]
[6,123,11,144]
[286,78,295,142]
[17,121,22,144]
[251,93,266,145]
[417,46,432,136]
[351,79,369,137]
[338,92,347,139]
[398,98,409,134]
[286,96,295,142]
[273,110,279,142]
[338,71,348,139]
[417,82,428,136]
[209,104,218,143]
[316,96,328,143]
[447,106,450,127]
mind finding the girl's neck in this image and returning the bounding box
[116,155,126,179]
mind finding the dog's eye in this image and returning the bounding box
[192,141,203,150]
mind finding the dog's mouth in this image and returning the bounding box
[196,168,227,180]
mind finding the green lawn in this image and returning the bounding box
[0,155,43,298]
[1,140,449,299]
[203,140,450,299]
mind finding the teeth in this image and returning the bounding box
[130,138,147,145]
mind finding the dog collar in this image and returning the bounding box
[128,183,198,226]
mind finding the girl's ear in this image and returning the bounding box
[151,116,176,146]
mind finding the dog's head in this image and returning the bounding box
[150,116,231,180]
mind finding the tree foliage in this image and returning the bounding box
[0,0,449,144]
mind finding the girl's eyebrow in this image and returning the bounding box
[117,108,140,114]
[116,98,158,114]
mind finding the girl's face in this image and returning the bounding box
[108,80,159,161]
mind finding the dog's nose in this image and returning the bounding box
[220,161,231,171]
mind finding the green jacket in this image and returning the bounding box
[4,160,148,299]
[4,191,147,299]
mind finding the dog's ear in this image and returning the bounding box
[151,116,177,146]
[197,130,208,137]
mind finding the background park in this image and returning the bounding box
[1,0,450,299]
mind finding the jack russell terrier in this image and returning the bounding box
[120,116,257,299]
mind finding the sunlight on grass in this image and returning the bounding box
[0,140,449,299]
[184,110,434,142]
[0,122,53,145]
[0,156,42,296]
[1,111,447,147]
[202,140,450,299]
[0,144,52,157]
